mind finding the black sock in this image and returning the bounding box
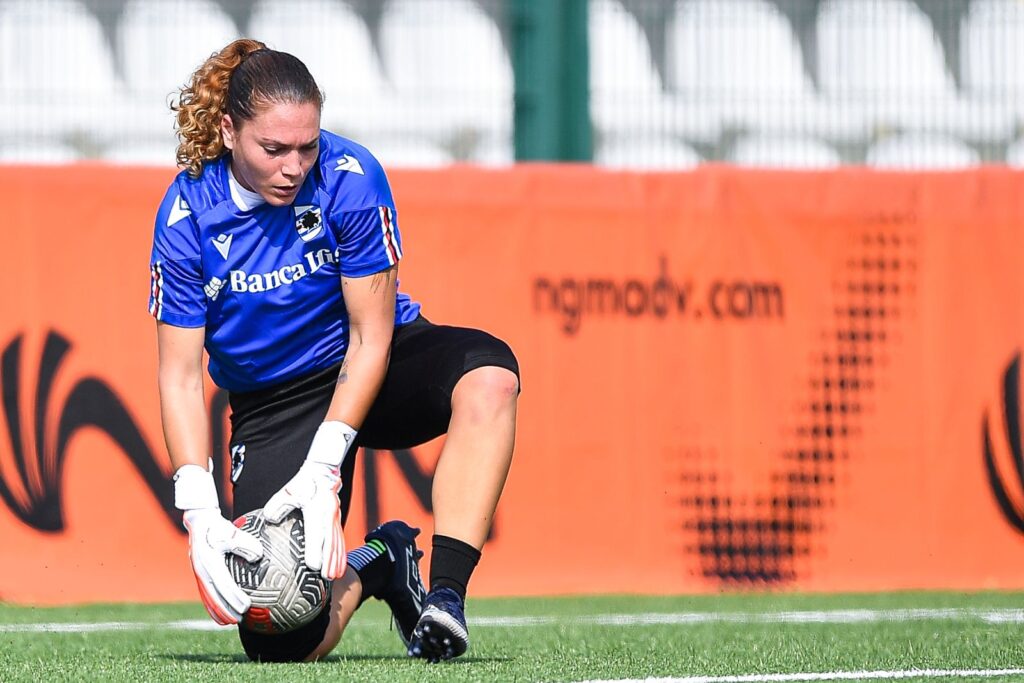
[348,538,394,604]
[429,535,481,600]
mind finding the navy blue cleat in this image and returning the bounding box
[408,587,469,662]
[364,521,427,648]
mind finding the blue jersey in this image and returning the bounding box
[148,130,421,392]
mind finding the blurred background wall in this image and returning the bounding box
[3,0,1024,602]
[1,0,1022,170]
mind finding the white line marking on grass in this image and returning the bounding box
[579,668,1024,682]
[5,607,1024,633]
[166,619,232,631]
[0,620,222,633]
[471,608,1024,627]
[0,621,147,633]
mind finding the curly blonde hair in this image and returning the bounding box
[172,39,323,178]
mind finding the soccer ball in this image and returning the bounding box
[226,508,331,634]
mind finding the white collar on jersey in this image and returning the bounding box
[228,164,266,212]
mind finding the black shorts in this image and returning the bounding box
[227,315,520,519]
[227,315,518,662]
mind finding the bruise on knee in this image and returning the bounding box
[452,366,519,422]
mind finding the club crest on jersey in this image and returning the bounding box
[294,205,324,242]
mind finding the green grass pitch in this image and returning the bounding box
[1,592,1024,682]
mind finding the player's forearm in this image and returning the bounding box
[322,337,391,429]
[329,264,399,431]
[158,372,211,470]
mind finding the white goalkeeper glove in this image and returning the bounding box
[263,421,356,581]
[174,462,263,625]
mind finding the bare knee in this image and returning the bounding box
[301,602,350,661]
[452,366,519,422]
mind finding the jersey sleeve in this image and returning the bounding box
[332,205,404,277]
[148,183,206,327]
[323,136,405,278]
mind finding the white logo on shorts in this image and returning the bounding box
[230,444,246,483]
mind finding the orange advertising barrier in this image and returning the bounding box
[1,164,1024,605]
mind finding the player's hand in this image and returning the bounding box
[174,463,263,625]
[263,421,357,581]
[183,507,263,624]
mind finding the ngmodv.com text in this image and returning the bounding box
[533,257,785,335]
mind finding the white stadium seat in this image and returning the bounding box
[248,0,394,138]
[378,0,513,142]
[816,0,1008,143]
[669,0,811,98]
[0,0,122,146]
[961,0,1024,128]
[589,0,718,144]
[865,133,980,169]
[728,135,841,168]
[589,0,661,104]
[667,0,830,138]
[817,0,952,97]
[116,0,239,144]
[594,137,703,170]
[961,0,1024,98]
[118,0,239,97]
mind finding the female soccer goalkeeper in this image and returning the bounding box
[150,38,519,663]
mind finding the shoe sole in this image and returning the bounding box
[410,605,469,662]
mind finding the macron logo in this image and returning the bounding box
[212,233,233,259]
[166,195,191,226]
[334,154,364,175]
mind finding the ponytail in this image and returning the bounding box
[173,39,266,178]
